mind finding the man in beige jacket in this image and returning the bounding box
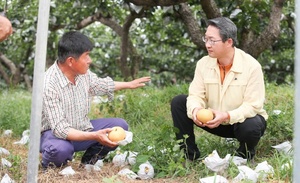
[171,17,267,161]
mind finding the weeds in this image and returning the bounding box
[0,83,294,182]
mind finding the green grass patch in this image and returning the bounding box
[0,83,294,182]
[0,90,31,136]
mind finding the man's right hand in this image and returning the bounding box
[192,107,206,127]
[94,128,118,147]
[66,128,118,147]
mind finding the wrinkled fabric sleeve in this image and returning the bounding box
[187,59,207,119]
[227,63,267,124]
[88,70,115,101]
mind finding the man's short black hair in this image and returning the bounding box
[57,31,94,63]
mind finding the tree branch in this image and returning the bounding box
[200,0,221,19]
[76,8,146,80]
[177,3,204,49]
[126,0,187,6]
[76,12,123,35]
[242,0,286,58]
[76,16,95,30]
[0,52,20,85]
[0,52,17,75]
[0,63,10,84]
[120,8,147,79]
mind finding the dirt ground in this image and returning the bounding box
[0,136,195,183]
[38,162,190,183]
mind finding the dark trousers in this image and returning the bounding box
[171,94,267,160]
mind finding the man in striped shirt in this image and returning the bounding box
[40,31,150,169]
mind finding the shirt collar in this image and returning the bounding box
[54,61,73,88]
[209,47,243,73]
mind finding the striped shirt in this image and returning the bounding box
[41,62,115,139]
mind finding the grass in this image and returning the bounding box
[0,83,294,182]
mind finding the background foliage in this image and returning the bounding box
[0,0,296,89]
[0,0,296,182]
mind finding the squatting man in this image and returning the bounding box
[171,17,267,161]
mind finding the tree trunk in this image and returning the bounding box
[177,3,204,49]
[0,53,21,86]
[240,0,285,58]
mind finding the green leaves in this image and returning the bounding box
[0,0,295,87]
[0,82,295,181]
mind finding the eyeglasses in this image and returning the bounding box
[202,37,222,45]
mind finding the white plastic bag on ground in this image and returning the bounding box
[232,156,247,166]
[137,161,155,179]
[13,130,30,145]
[1,158,12,168]
[1,173,15,183]
[22,130,30,136]
[0,147,10,155]
[126,151,138,165]
[84,164,94,172]
[13,135,29,145]
[199,175,228,183]
[233,165,258,183]
[84,159,103,172]
[272,110,281,115]
[118,168,140,180]
[255,161,274,180]
[112,151,128,167]
[59,166,76,176]
[112,151,137,167]
[2,130,12,137]
[203,150,231,172]
[271,141,292,154]
[94,159,103,170]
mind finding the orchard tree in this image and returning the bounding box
[0,0,295,89]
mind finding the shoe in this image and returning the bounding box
[184,148,201,161]
[41,161,67,172]
[80,145,108,166]
[235,150,255,161]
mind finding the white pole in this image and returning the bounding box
[27,0,50,182]
[294,0,300,182]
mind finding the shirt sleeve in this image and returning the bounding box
[88,70,115,101]
[186,59,207,119]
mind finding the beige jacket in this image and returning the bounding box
[187,48,268,124]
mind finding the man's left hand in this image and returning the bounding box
[204,109,229,128]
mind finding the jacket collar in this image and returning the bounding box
[207,47,243,74]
